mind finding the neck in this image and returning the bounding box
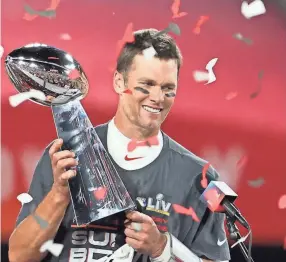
[114,110,159,140]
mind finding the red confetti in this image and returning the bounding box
[93,187,107,200]
[225,92,238,100]
[116,23,134,58]
[201,162,210,189]
[123,89,133,94]
[171,0,188,19]
[172,204,200,222]
[278,194,286,209]
[193,16,209,35]
[68,69,80,80]
[48,57,59,60]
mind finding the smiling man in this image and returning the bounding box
[9,29,231,262]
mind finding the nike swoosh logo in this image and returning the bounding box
[124,155,144,161]
[217,238,227,246]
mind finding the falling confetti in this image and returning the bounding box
[193,70,209,83]
[30,204,49,229]
[0,45,4,58]
[241,0,266,19]
[142,46,157,60]
[172,204,200,222]
[233,33,253,45]
[193,16,209,35]
[68,69,80,80]
[225,91,238,100]
[201,162,211,188]
[60,33,72,40]
[250,70,264,99]
[9,89,46,107]
[154,23,181,37]
[17,193,33,205]
[278,195,286,209]
[23,0,61,21]
[231,230,252,248]
[40,240,64,257]
[171,0,188,19]
[93,187,107,200]
[247,177,265,188]
[193,58,218,84]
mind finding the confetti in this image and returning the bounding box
[9,89,46,107]
[201,162,211,188]
[0,45,4,58]
[17,193,33,205]
[250,70,264,99]
[247,177,265,188]
[93,187,107,200]
[193,59,218,84]
[142,46,157,60]
[231,230,252,248]
[30,203,49,229]
[40,239,64,257]
[171,0,188,19]
[241,0,266,19]
[278,195,286,209]
[193,16,209,35]
[154,22,181,37]
[68,69,80,80]
[60,33,72,40]
[225,92,238,100]
[23,0,60,21]
[233,33,253,45]
[173,204,200,222]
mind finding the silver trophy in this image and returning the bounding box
[5,43,135,225]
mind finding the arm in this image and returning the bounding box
[9,187,70,262]
[9,139,78,262]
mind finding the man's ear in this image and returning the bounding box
[113,71,125,95]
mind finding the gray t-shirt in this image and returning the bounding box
[16,123,231,262]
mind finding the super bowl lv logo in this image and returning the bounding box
[137,193,172,216]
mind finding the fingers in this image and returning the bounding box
[49,139,63,158]
[60,169,77,181]
[56,158,78,170]
[126,211,153,224]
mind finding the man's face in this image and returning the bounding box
[117,54,178,132]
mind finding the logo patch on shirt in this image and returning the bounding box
[145,193,171,216]
[124,155,144,161]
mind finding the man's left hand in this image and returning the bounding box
[124,211,167,258]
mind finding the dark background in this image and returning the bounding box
[1,0,286,261]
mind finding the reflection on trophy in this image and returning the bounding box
[5,43,136,225]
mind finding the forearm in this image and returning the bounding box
[9,187,70,262]
[150,233,209,262]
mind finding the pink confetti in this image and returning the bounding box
[60,33,72,40]
[193,16,209,35]
[278,194,286,209]
[93,187,107,200]
[68,69,80,80]
[201,162,210,189]
[171,0,188,19]
[225,92,238,100]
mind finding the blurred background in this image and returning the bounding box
[1,0,286,261]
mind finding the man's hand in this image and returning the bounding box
[124,211,167,258]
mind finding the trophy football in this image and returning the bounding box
[5,43,136,225]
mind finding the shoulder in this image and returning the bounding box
[163,132,219,179]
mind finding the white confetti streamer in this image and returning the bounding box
[241,0,266,19]
[0,45,4,58]
[142,46,157,60]
[193,58,218,84]
[40,240,64,257]
[9,89,46,107]
[17,193,33,205]
[60,33,72,40]
[231,230,252,248]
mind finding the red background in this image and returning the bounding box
[1,0,286,247]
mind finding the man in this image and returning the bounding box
[9,29,231,262]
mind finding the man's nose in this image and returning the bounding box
[149,86,164,103]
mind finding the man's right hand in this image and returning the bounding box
[49,138,78,198]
